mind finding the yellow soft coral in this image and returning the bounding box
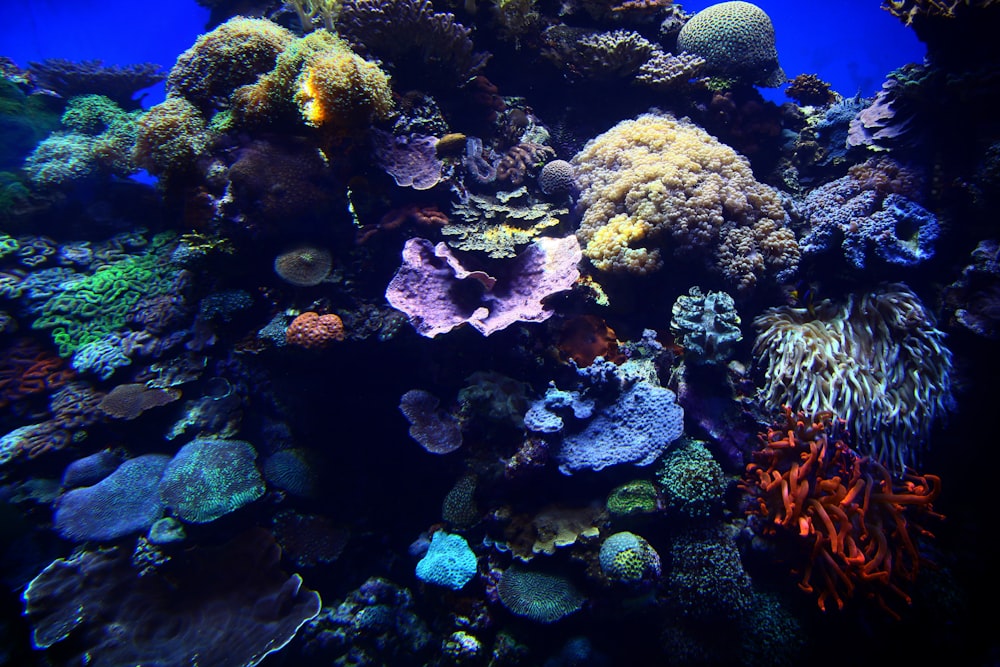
[572,112,798,290]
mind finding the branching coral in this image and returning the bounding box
[753,283,953,470]
[741,408,942,620]
[573,112,798,290]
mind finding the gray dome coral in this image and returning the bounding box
[677,1,785,87]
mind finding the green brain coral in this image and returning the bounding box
[605,479,660,517]
[677,1,785,87]
[31,233,177,357]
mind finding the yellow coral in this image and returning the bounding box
[572,112,798,289]
[293,37,394,131]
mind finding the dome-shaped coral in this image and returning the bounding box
[274,245,332,286]
[677,1,785,87]
[599,531,661,586]
[538,159,576,196]
[285,311,346,349]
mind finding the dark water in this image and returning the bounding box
[1,1,998,666]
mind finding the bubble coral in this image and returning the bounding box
[158,437,266,523]
[274,245,332,286]
[676,1,785,87]
[497,564,585,623]
[572,112,798,291]
[285,312,346,349]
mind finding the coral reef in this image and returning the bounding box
[496,564,585,623]
[158,438,266,523]
[670,286,742,366]
[414,530,478,589]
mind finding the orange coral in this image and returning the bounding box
[741,406,942,620]
[556,315,625,367]
[0,338,75,408]
[285,311,346,349]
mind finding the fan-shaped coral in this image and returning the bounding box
[497,565,585,623]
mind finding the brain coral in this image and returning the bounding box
[497,565,585,623]
[285,312,346,349]
[572,112,798,291]
[158,438,266,523]
[677,1,785,87]
[54,454,171,542]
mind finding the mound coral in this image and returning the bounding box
[676,1,785,87]
[274,245,332,286]
[285,312,346,349]
[742,408,942,619]
[133,96,210,178]
[166,16,295,112]
[497,564,585,623]
[415,530,478,590]
[753,283,953,470]
[53,454,171,542]
[657,439,728,520]
[158,438,266,523]
[572,112,798,290]
[606,479,660,517]
[599,531,661,586]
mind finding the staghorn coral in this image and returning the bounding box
[753,284,953,471]
[573,112,798,290]
[28,59,165,109]
[338,0,490,88]
[285,311,346,348]
[166,16,295,113]
[541,27,660,82]
[676,1,785,87]
[741,408,943,619]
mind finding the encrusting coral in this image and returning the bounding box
[573,112,799,290]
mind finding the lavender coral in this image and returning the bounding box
[385,235,582,337]
[572,112,798,291]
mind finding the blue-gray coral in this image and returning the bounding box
[670,286,742,366]
[557,381,684,474]
[158,438,266,523]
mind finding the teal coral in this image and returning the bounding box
[605,479,660,517]
[415,530,478,590]
[497,565,584,623]
[31,234,177,357]
[158,438,266,524]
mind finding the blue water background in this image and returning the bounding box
[1,0,925,107]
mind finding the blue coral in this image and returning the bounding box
[557,381,684,474]
[415,530,478,590]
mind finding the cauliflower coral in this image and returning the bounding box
[572,112,799,290]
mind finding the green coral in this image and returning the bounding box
[0,78,62,172]
[605,479,660,517]
[31,233,177,357]
[598,531,661,585]
[656,438,729,520]
[61,94,131,135]
[443,186,568,258]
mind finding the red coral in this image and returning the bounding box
[0,338,75,408]
[741,407,942,620]
[286,312,346,349]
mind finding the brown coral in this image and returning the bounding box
[496,143,556,187]
[273,246,333,287]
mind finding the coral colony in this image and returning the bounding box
[2,0,1000,665]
